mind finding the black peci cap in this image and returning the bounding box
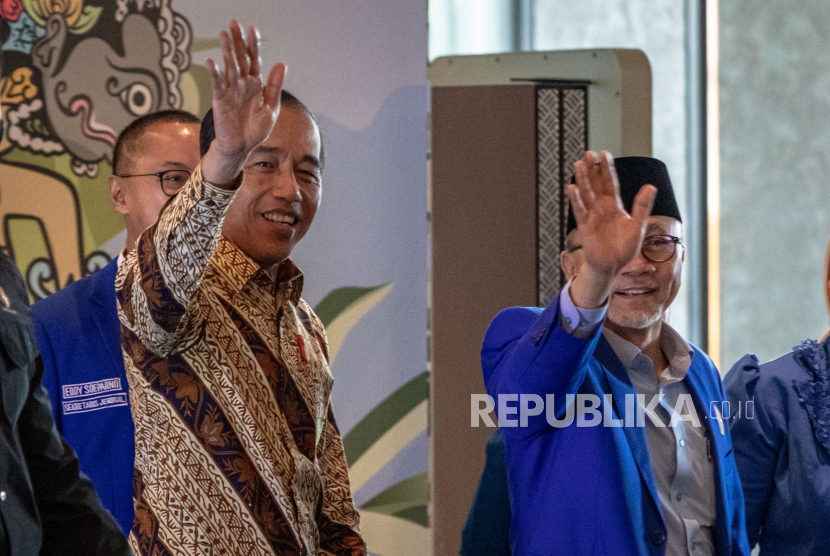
[566,156,681,235]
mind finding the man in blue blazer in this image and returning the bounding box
[482,153,749,556]
[31,110,201,534]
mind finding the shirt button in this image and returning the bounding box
[650,530,666,546]
[676,493,683,502]
[0,491,6,501]
[679,439,685,447]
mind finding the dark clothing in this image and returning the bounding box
[0,252,130,556]
[726,340,830,555]
[461,429,511,556]
[32,258,135,534]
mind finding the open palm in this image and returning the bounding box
[568,151,656,278]
[206,21,285,161]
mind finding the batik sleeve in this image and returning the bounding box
[317,404,367,556]
[115,163,238,356]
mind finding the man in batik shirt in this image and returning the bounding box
[116,21,366,556]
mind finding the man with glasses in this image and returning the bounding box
[482,155,749,555]
[31,109,201,535]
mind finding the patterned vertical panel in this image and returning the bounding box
[536,88,561,307]
[562,88,588,191]
[536,86,587,307]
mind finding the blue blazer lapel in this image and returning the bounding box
[683,369,732,556]
[89,259,124,376]
[594,336,662,510]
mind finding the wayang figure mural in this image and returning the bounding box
[0,0,194,299]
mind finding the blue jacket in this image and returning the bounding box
[0,252,130,555]
[725,341,830,555]
[461,429,512,556]
[481,296,749,556]
[31,258,135,535]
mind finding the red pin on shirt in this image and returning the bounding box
[297,333,308,362]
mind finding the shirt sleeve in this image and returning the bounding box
[481,285,605,439]
[115,163,239,356]
[724,353,783,548]
[31,316,62,431]
[309,311,366,555]
[316,406,367,556]
[558,278,607,339]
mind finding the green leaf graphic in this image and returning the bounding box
[360,473,428,527]
[343,371,428,466]
[314,283,392,365]
[314,284,388,327]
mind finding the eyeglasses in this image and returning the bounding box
[568,235,683,263]
[114,170,191,197]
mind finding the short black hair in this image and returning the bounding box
[199,89,324,168]
[112,109,201,175]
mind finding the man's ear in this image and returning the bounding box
[109,175,128,215]
[560,250,578,281]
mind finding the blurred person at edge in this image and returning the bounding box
[481,153,749,555]
[0,63,132,556]
[726,236,830,555]
[116,21,365,555]
[31,109,202,535]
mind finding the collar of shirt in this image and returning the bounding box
[213,237,305,305]
[602,322,693,388]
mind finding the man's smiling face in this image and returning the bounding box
[561,215,684,338]
[221,104,322,269]
[605,216,683,332]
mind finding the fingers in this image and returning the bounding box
[630,184,657,229]
[584,151,602,191]
[573,159,596,211]
[220,30,239,87]
[598,150,624,212]
[568,183,588,228]
[264,63,286,111]
[247,26,261,78]
[230,20,250,78]
[205,58,225,99]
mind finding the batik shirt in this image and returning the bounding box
[116,163,365,556]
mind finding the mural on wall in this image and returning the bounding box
[0,0,202,299]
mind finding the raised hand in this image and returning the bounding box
[202,20,286,187]
[567,151,656,308]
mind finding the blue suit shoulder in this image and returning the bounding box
[484,306,544,346]
[32,265,102,322]
[724,347,809,404]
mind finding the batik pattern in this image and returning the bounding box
[117,164,364,556]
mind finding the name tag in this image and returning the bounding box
[62,378,129,414]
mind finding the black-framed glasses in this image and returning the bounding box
[567,235,683,263]
[114,170,191,196]
[640,235,683,263]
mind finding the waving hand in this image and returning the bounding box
[567,151,656,308]
[202,21,286,187]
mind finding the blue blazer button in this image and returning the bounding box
[650,530,666,546]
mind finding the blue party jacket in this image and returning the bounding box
[481,294,749,556]
[32,258,135,535]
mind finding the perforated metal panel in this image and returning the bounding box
[536,85,588,306]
